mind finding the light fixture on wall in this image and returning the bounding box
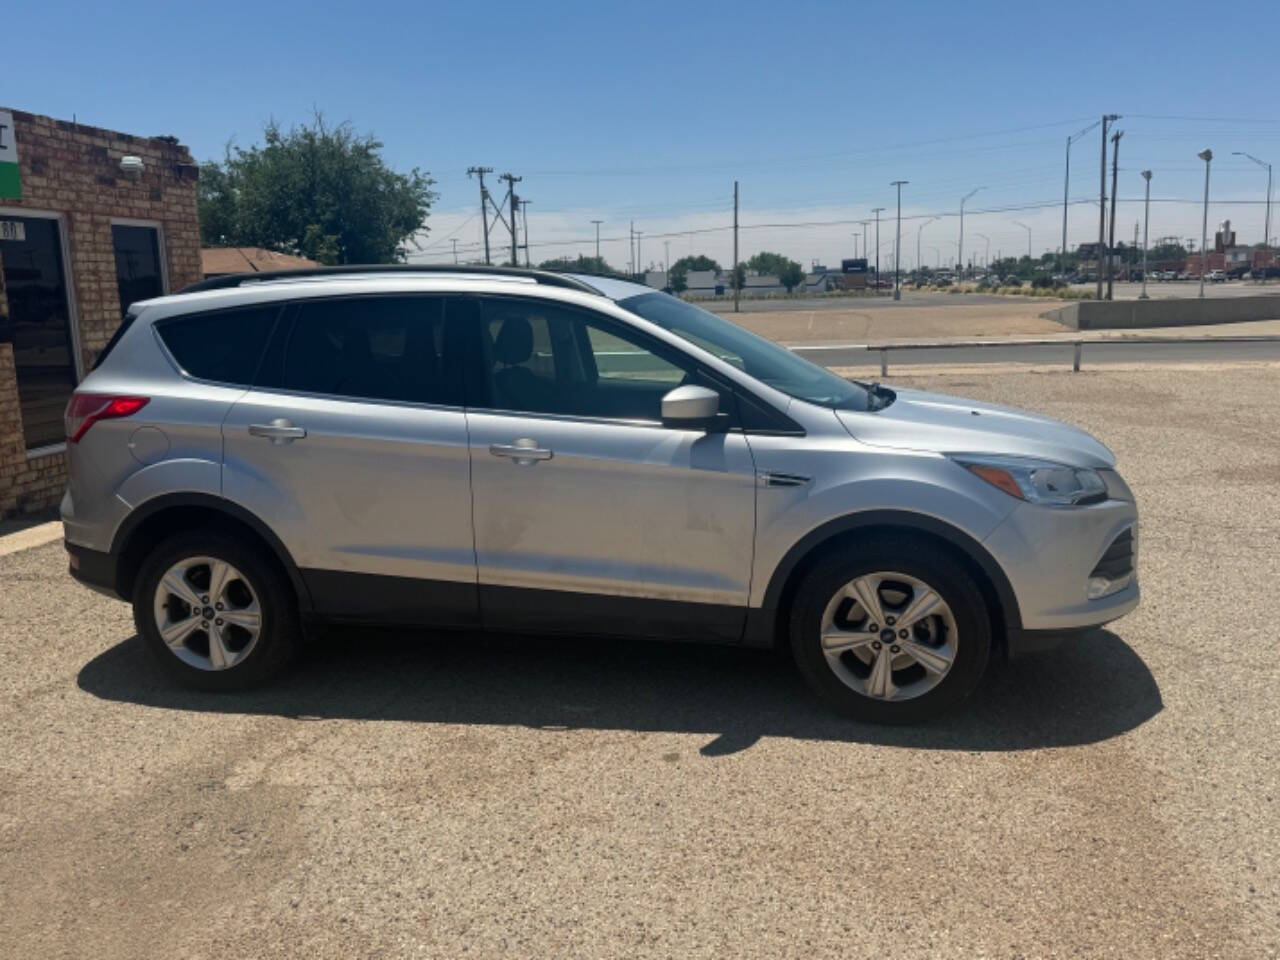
[119,156,144,181]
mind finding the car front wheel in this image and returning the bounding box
[789,538,991,722]
[133,532,300,691]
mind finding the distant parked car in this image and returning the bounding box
[1207,270,1226,283]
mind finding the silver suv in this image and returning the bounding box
[61,267,1138,721]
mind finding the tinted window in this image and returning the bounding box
[478,297,720,422]
[0,216,78,448]
[158,306,279,385]
[268,296,461,405]
[112,225,164,316]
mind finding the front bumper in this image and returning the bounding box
[983,494,1140,634]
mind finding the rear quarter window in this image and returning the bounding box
[156,305,281,385]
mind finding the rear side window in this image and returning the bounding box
[157,306,279,385]
[260,295,463,406]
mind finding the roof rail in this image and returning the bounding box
[178,264,601,295]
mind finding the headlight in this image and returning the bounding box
[949,454,1108,506]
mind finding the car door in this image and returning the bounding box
[222,294,478,626]
[460,294,757,641]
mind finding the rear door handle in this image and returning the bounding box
[489,438,553,465]
[249,419,307,444]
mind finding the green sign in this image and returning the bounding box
[0,111,20,199]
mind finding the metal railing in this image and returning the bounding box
[858,334,1280,375]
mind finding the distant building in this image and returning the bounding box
[202,247,318,278]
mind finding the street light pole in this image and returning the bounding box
[1233,152,1272,283]
[871,208,885,293]
[1062,121,1102,275]
[1198,149,1213,298]
[1140,170,1152,299]
[959,188,981,282]
[591,219,602,260]
[1013,221,1032,260]
[891,181,907,300]
[917,217,937,281]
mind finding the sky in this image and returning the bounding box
[7,0,1278,271]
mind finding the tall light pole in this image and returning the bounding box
[1233,151,1272,282]
[1012,221,1032,260]
[1063,121,1101,274]
[959,188,982,282]
[451,238,459,264]
[871,208,885,293]
[860,221,869,263]
[917,217,938,279]
[1198,149,1213,298]
[891,181,908,300]
[1140,170,1153,299]
[974,233,990,272]
[591,219,602,260]
[1097,114,1120,300]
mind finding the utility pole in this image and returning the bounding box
[871,208,884,292]
[891,181,907,300]
[591,219,602,261]
[636,231,644,277]
[975,233,990,272]
[664,240,670,275]
[1233,152,1272,282]
[520,200,532,267]
[497,173,521,267]
[451,238,459,264]
[467,166,494,265]
[958,187,981,283]
[732,180,740,313]
[1106,129,1122,300]
[1198,149,1213,298]
[629,221,635,275]
[860,221,869,264]
[1097,115,1119,300]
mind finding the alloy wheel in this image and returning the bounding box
[818,571,958,701]
[152,556,262,671]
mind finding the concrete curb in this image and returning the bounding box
[0,521,63,558]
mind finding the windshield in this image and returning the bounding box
[619,292,872,411]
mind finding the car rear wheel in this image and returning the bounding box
[789,538,991,723]
[133,532,300,691]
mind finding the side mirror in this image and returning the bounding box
[661,385,720,430]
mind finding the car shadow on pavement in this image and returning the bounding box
[77,627,1161,756]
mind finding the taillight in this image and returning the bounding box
[64,394,150,443]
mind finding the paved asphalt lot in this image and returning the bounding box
[3,364,1279,958]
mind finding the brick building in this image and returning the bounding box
[0,107,201,519]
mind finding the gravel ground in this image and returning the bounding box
[2,365,1278,959]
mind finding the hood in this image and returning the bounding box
[836,387,1116,469]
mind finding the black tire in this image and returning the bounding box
[133,530,301,691]
[789,537,991,723]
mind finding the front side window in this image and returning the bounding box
[157,305,279,385]
[619,292,873,411]
[478,297,712,422]
[261,296,463,406]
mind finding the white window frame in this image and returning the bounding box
[0,205,83,457]
[109,217,170,297]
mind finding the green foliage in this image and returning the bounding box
[198,113,436,264]
[746,251,806,292]
[538,255,623,277]
[667,254,722,294]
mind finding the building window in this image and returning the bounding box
[0,215,77,449]
[112,224,165,316]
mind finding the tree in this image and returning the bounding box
[666,254,721,294]
[198,114,436,264]
[538,255,623,277]
[746,251,806,292]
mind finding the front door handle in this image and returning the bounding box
[489,438,553,465]
[249,419,307,444]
